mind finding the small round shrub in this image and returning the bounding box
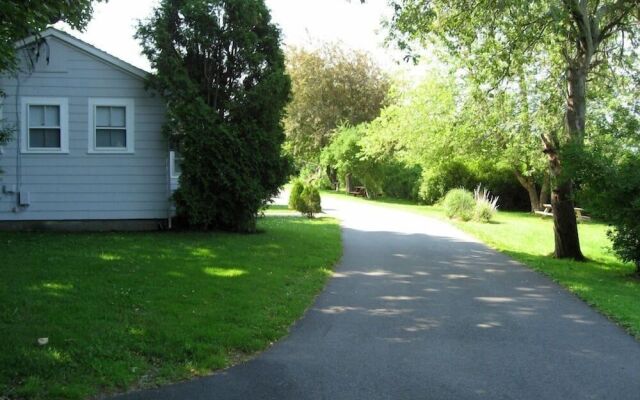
[288,180,305,210]
[474,200,496,223]
[443,188,475,221]
[299,186,322,218]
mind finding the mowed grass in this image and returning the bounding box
[323,190,640,338]
[0,216,342,399]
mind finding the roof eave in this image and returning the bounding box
[15,27,149,80]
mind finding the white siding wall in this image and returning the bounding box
[0,37,169,221]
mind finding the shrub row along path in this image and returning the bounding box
[115,194,640,400]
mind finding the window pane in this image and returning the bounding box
[96,106,110,127]
[96,129,111,147]
[44,105,60,126]
[96,129,126,148]
[44,129,61,147]
[29,129,45,147]
[174,157,183,175]
[110,107,126,127]
[110,130,126,147]
[29,105,45,126]
[29,128,60,148]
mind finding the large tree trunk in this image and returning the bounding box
[326,166,338,190]
[543,64,586,260]
[514,170,541,212]
[539,172,550,206]
[551,180,584,260]
[345,173,353,194]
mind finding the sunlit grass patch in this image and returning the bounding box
[0,216,341,399]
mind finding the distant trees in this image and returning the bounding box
[321,68,528,207]
[284,43,390,173]
[387,0,639,260]
[138,0,291,231]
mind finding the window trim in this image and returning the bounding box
[88,98,135,154]
[20,97,69,154]
[169,150,182,179]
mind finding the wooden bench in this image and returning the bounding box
[534,203,554,218]
[348,186,368,197]
[534,203,591,221]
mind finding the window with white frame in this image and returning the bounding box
[20,97,69,153]
[88,98,134,153]
[170,150,183,178]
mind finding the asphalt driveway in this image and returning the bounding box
[114,195,640,400]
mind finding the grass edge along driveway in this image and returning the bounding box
[0,216,341,400]
[322,190,640,339]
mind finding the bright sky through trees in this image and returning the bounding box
[54,0,411,73]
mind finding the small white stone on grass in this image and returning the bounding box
[37,337,48,346]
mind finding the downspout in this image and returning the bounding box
[13,46,37,212]
[14,70,22,212]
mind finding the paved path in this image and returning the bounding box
[115,195,640,400]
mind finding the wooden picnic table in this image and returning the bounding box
[348,186,368,197]
[534,203,591,221]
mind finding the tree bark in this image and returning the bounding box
[539,172,550,206]
[541,64,586,260]
[551,180,584,260]
[326,166,338,190]
[345,173,353,194]
[514,170,541,212]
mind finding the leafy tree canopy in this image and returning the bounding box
[284,43,390,164]
[386,0,639,259]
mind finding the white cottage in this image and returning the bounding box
[0,28,179,230]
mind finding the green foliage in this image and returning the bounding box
[579,153,640,274]
[138,0,292,231]
[290,182,322,217]
[0,0,105,73]
[288,180,305,210]
[377,162,421,200]
[298,186,322,218]
[388,0,639,258]
[284,44,390,164]
[298,164,333,190]
[320,123,420,199]
[419,161,475,205]
[443,188,475,221]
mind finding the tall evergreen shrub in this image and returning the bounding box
[138,0,292,231]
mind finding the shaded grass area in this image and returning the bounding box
[0,216,342,399]
[262,204,297,215]
[322,190,640,338]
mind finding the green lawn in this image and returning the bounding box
[0,216,341,399]
[323,190,640,338]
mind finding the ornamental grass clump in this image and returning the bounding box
[443,188,475,221]
[473,184,499,223]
